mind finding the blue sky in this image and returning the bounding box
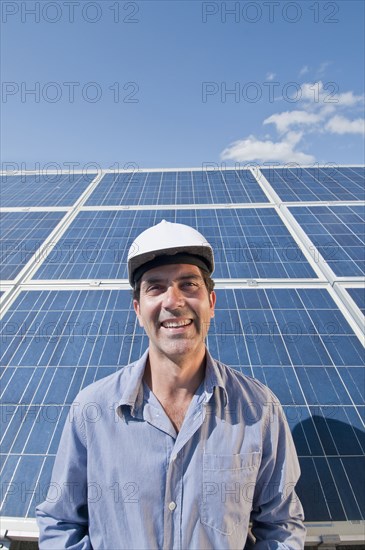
[1,0,364,170]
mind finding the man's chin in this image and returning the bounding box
[155,340,205,360]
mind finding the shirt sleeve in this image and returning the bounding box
[36,402,92,549]
[250,400,306,550]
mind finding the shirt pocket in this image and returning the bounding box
[200,452,261,536]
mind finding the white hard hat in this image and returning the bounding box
[127,220,214,286]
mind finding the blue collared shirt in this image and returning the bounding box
[36,349,306,549]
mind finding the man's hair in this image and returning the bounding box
[132,268,215,302]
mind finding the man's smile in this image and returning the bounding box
[160,318,193,329]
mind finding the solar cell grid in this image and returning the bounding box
[32,208,316,280]
[290,205,365,276]
[347,287,365,315]
[0,211,66,280]
[0,287,363,521]
[0,173,97,207]
[85,170,269,205]
[260,166,365,202]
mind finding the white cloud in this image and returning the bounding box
[300,81,324,103]
[266,72,276,81]
[336,91,365,107]
[300,81,364,108]
[318,104,337,117]
[299,65,309,77]
[221,132,314,164]
[264,110,321,133]
[317,61,332,75]
[325,115,365,135]
[220,82,363,164]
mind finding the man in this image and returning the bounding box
[36,220,306,549]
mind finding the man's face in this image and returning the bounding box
[133,263,216,364]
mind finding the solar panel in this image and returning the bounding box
[32,208,316,280]
[347,288,365,315]
[0,287,363,522]
[85,170,269,206]
[0,165,364,542]
[290,205,365,276]
[260,166,365,202]
[0,211,66,280]
[0,173,97,207]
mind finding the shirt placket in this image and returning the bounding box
[163,450,183,550]
[163,396,210,550]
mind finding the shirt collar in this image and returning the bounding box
[117,349,149,416]
[204,348,229,406]
[116,347,229,415]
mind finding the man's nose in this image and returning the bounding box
[162,285,185,309]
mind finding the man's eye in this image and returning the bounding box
[182,282,198,289]
[146,285,162,293]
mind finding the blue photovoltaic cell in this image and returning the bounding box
[260,166,365,202]
[32,208,316,280]
[0,288,363,520]
[347,288,365,315]
[0,211,66,280]
[290,205,365,276]
[85,170,269,205]
[0,173,97,207]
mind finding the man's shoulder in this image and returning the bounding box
[214,358,279,403]
[74,361,138,405]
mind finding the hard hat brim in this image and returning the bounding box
[129,245,213,287]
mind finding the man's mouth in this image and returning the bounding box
[160,319,193,329]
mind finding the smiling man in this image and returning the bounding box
[36,220,306,549]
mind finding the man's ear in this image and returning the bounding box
[209,291,216,318]
[133,299,144,327]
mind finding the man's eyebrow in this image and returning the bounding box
[141,276,163,285]
[177,273,203,280]
[142,273,203,285]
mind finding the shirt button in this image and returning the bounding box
[168,501,177,511]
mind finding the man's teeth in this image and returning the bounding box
[161,319,192,328]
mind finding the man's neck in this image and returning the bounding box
[143,348,206,433]
[143,347,206,402]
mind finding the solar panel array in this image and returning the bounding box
[0,173,97,208]
[290,205,365,277]
[32,208,316,280]
[0,211,65,280]
[348,287,365,315]
[260,166,365,202]
[86,170,269,205]
[0,166,364,538]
